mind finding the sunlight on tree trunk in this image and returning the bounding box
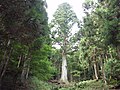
[60,53,68,84]
[93,62,98,80]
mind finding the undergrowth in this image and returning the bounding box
[30,78,110,90]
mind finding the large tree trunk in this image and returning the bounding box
[60,52,68,84]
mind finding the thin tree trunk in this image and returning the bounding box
[57,63,61,80]
[21,55,27,83]
[88,60,92,79]
[0,47,12,81]
[17,55,22,68]
[93,61,98,80]
[0,40,12,82]
[117,46,120,59]
[21,62,26,83]
[60,52,68,84]
[93,49,99,80]
[100,59,107,84]
[103,54,107,84]
[21,53,31,82]
[70,73,73,82]
[84,69,86,80]
[0,50,7,74]
[25,66,29,79]
[25,57,31,79]
[0,40,11,74]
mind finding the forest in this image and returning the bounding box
[0,0,120,90]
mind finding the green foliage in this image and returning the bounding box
[101,0,120,47]
[76,0,120,84]
[31,44,56,81]
[0,0,52,89]
[74,80,108,90]
[51,80,109,90]
[30,76,53,90]
[50,2,79,50]
[105,58,120,81]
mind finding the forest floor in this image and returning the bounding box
[48,80,120,90]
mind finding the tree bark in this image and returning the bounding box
[25,57,31,79]
[100,58,107,85]
[0,50,7,74]
[93,49,99,80]
[0,47,12,89]
[0,40,12,82]
[25,66,30,79]
[60,52,68,84]
[70,73,73,82]
[84,69,86,80]
[21,55,27,83]
[102,54,107,84]
[117,46,120,59]
[21,53,31,82]
[93,61,98,80]
[17,55,22,68]
[0,40,11,74]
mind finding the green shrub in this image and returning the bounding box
[30,77,53,90]
[105,58,120,84]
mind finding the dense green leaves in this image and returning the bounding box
[76,0,120,85]
[31,44,55,81]
[0,0,54,89]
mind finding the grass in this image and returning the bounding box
[57,80,109,90]
[30,77,109,90]
[74,80,109,90]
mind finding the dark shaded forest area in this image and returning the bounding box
[0,0,120,90]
